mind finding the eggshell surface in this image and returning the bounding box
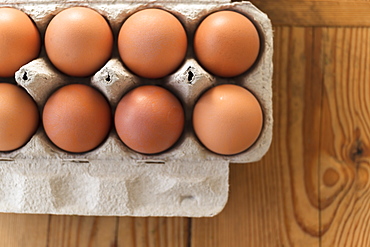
[43,84,111,153]
[193,84,263,155]
[115,85,185,154]
[0,83,39,151]
[45,7,113,77]
[118,9,187,79]
[0,8,40,77]
[194,10,260,78]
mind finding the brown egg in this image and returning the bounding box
[115,85,185,154]
[0,83,39,151]
[0,8,40,77]
[193,84,263,155]
[118,9,187,79]
[45,7,113,77]
[43,84,111,153]
[194,10,260,77]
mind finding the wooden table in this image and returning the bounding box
[2,0,369,246]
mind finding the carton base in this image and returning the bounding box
[0,159,229,217]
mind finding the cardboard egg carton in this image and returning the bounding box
[0,0,272,216]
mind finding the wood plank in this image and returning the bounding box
[250,0,370,26]
[319,27,370,246]
[0,213,49,247]
[47,215,118,247]
[191,26,323,246]
[117,217,189,247]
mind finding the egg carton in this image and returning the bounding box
[0,0,273,216]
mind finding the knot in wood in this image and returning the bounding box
[349,139,364,162]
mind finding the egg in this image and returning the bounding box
[194,10,260,77]
[45,7,113,77]
[115,85,185,154]
[118,8,187,79]
[192,84,263,155]
[0,83,39,151]
[0,8,40,77]
[42,84,111,153]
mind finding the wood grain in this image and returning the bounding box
[191,26,323,246]
[117,217,189,247]
[250,0,370,26]
[319,27,370,247]
[0,213,49,247]
[46,215,117,247]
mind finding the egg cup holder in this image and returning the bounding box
[0,0,272,217]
